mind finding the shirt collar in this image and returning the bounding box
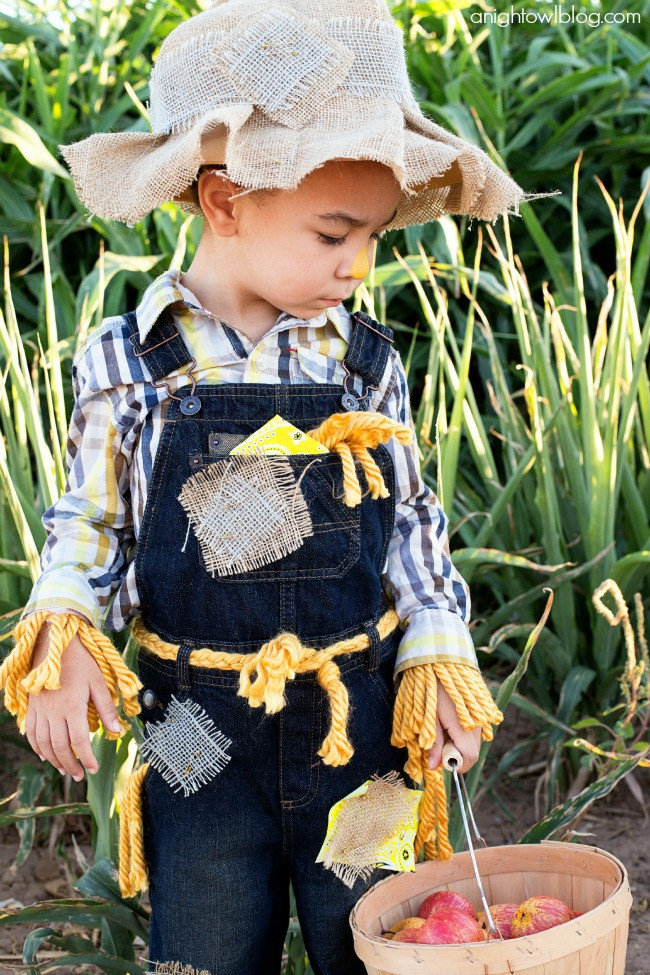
[135,266,351,344]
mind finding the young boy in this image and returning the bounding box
[1,1,521,972]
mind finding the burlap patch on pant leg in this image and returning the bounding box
[140,695,232,797]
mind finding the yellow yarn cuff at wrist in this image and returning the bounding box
[0,610,141,736]
[391,660,503,862]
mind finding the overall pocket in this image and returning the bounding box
[180,451,361,581]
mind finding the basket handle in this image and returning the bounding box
[442,741,463,771]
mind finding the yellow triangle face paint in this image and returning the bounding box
[350,244,371,280]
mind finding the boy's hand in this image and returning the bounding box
[24,621,123,781]
[427,680,481,773]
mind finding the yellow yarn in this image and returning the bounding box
[391,661,503,860]
[118,761,150,899]
[132,610,399,766]
[315,659,354,765]
[0,611,141,737]
[308,411,413,507]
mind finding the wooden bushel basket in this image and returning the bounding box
[350,841,632,975]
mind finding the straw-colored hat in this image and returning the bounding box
[59,0,527,229]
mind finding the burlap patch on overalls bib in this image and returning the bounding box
[178,452,314,576]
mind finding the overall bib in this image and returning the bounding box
[127,308,409,975]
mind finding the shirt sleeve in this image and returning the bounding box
[20,339,135,631]
[374,348,478,678]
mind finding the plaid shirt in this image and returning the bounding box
[23,267,477,676]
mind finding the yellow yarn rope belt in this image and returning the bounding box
[131,609,400,767]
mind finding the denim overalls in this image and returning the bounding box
[126,307,409,975]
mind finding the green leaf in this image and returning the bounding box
[13,763,46,868]
[0,608,23,644]
[449,593,554,850]
[504,690,575,735]
[0,558,32,579]
[571,718,605,730]
[494,590,555,715]
[518,755,645,843]
[74,252,163,331]
[23,925,148,975]
[0,898,147,938]
[0,108,69,178]
[73,858,149,918]
[23,926,96,963]
[0,802,91,827]
[289,930,306,962]
[557,667,597,725]
[453,548,570,573]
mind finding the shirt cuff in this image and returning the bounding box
[394,608,478,680]
[21,570,103,631]
[20,607,94,626]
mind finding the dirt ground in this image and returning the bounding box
[0,716,648,975]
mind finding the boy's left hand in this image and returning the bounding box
[427,680,481,773]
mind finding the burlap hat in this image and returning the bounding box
[59,0,528,229]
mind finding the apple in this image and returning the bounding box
[510,896,574,937]
[417,889,477,920]
[393,928,421,942]
[389,917,426,934]
[477,903,518,940]
[418,907,484,945]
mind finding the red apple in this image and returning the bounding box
[477,903,518,940]
[417,890,477,920]
[418,907,484,945]
[393,928,421,942]
[510,896,574,937]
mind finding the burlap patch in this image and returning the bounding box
[221,7,354,130]
[178,453,314,576]
[321,771,418,888]
[140,695,232,797]
[151,963,210,975]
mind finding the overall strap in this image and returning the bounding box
[124,308,193,381]
[342,310,394,409]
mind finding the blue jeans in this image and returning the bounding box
[137,626,408,975]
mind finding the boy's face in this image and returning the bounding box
[199,159,402,321]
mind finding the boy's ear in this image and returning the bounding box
[198,170,243,237]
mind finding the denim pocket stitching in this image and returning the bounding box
[280,680,321,809]
[186,453,361,581]
[369,668,395,710]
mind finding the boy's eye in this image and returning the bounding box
[318,232,385,247]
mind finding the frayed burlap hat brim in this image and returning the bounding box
[59,105,252,228]
[60,93,525,229]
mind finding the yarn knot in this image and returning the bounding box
[235,632,356,765]
[237,634,304,713]
[309,411,413,507]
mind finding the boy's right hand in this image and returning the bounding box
[24,621,123,781]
